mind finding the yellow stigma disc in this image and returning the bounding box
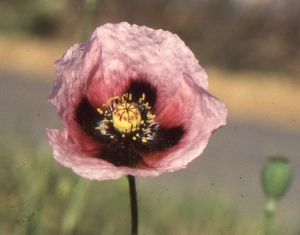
[112,102,141,133]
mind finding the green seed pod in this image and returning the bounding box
[261,156,292,200]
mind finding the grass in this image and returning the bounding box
[1,112,297,233]
[1,132,296,235]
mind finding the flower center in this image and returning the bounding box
[112,102,141,133]
[96,92,156,138]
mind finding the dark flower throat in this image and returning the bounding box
[76,80,184,168]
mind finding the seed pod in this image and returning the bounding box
[261,156,292,200]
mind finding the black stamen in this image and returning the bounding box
[100,141,143,168]
[134,125,184,152]
[76,97,103,138]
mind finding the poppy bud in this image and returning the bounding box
[261,156,292,200]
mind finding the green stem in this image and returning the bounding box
[264,197,277,235]
[127,175,138,235]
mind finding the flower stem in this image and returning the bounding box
[264,197,277,235]
[127,175,138,235]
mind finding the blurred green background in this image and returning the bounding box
[1,0,300,234]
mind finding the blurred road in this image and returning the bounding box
[1,70,299,227]
[0,70,58,145]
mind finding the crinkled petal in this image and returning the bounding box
[156,73,227,167]
[48,33,108,129]
[141,73,227,169]
[97,22,208,98]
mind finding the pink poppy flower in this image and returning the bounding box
[46,22,227,181]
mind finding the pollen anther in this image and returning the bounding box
[97,108,103,114]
